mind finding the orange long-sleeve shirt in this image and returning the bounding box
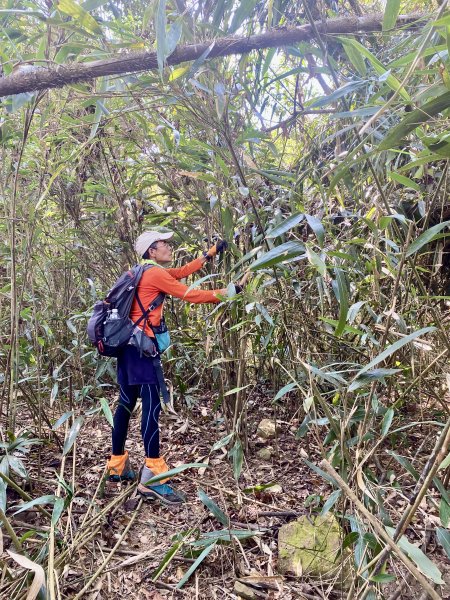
[129,257,221,334]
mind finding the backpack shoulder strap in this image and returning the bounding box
[135,263,166,319]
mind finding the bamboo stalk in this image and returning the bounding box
[319,460,442,600]
[71,499,142,600]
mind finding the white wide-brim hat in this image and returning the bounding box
[134,230,174,257]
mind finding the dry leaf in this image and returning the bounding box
[7,550,45,600]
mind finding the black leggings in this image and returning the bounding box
[112,383,161,458]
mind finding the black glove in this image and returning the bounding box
[204,239,228,261]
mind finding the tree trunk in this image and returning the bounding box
[0,13,425,98]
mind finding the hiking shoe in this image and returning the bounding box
[137,482,185,505]
[106,451,136,482]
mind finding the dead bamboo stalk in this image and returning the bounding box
[319,459,442,600]
[71,499,142,600]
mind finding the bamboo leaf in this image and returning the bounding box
[305,214,325,247]
[229,0,258,33]
[383,0,401,31]
[378,91,450,150]
[211,433,233,452]
[381,407,394,436]
[142,463,209,486]
[155,0,167,76]
[250,241,305,271]
[310,80,367,108]
[266,212,304,238]
[51,497,65,526]
[436,527,450,558]
[13,495,56,515]
[405,221,450,257]
[63,416,84,456]
[351,327,436,381]
[338,37,410,101]
[198,489,228,526]
[386,527,444,584]
[57,0,102,35]
[176,541,217,588]
[388,171,421,192]
[7,551,46,600]
[151,529,194,581]
[321,490,341,516]
[333,268,349,337]
[99,398,114,427]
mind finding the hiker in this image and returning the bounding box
[106,230,236,505]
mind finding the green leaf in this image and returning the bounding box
[388,171,421,192]
[423,133,450,157]
[190,529,260,547]
[382,0,401,31]
[342,531,360,549]
[51,497,65,526]
[250,242,305,271]
[57,0,102,34]
[266,212,304,238]
[436,527,450,558]
[198,489,228,526]
[386,527,444,584]
[52,411,73,431]
[274,382,297,401]
[229,439,243,479]
[381,407,394,436]
[211,433,233,452]
[99,398,114,427]
[405,221,450,258]
[63,416,84,456]
[333,268,349,337]
[305,214,325,247]
[155,0,167,76]
[321,490,341,516]
[342,42,367,76]
[151,529,194,581]
[229,0,258,33]
[176,541,216,588]
[337,37,410,102]
[440,499,450,528]
[310,80,367,108]
[306,246,326,277]
[351,327,436,382]
[0,479,6,513]
[303,459,337,486]
[143,463,208,486]
[370,573,396,583]
[13,495,56,515]
[379,91,450,150]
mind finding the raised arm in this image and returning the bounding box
[165,256,206,280]
[150,266,223,304]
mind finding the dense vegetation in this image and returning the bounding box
[0,0,449,598]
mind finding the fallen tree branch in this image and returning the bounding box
[0,13,425,98]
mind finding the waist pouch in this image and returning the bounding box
[128,325,158,357]
[128,324,170,403]
[151,317,171,354]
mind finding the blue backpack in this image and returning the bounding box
[87,264,165,357]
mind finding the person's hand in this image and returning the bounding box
[204,239,228,260]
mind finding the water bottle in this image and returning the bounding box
[109,308,119,320]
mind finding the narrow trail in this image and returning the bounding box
[36,390,322,598]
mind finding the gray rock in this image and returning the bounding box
[256,418,277,439]
[278,513,350,586]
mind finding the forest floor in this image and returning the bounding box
[5,389,450,599]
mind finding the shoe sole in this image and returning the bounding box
[137,488,184,506]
